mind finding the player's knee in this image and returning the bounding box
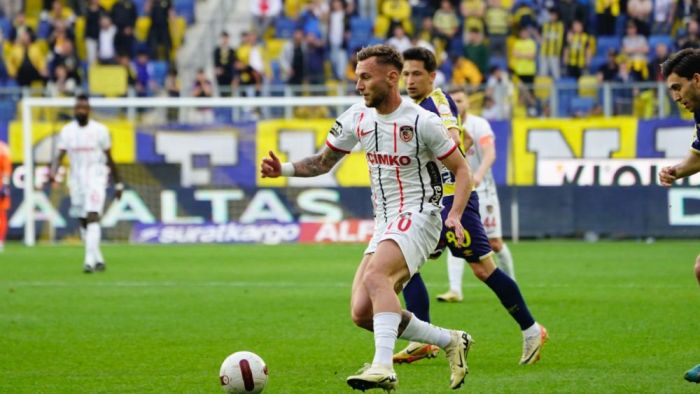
[694,255,700,285]
[489,238,503,252]
[471,258,497,281]
[350,308,373,330]
[86,212,100,223]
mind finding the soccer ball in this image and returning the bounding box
[219,351,268,393]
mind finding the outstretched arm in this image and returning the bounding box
[49,149,67,183]
[440,148,474,245]
[260,147,347,178]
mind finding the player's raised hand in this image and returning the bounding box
[444,214,465,245]
[260,150,282,178]
[658,166,677,187]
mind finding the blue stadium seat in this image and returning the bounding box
[0,17,10,38]
[556,77,577,117]
[0,101,16,123]
[570,96,595,115]
[350,17,373,41]
[348,36,369,53]
[275,17,297,39]
[489,56,507,72]
[150,61,168,87]
[588,54,607,73]
[648,35,674,51]
[614,14,627,36]
[269,60,283,84]
[174,0,195,24]
[596,36,621,57]
[133,0,147,15]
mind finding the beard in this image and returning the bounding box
[75,114,88,126]
[365,89,387,108]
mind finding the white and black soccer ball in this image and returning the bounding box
[219,351,268,393]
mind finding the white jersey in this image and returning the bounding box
[464,114,496,194]
[57,119,111,189]
[327,98,457,222]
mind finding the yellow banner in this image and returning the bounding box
[510,117,638,185]
[9,120,135,163]
[257,119,370,187]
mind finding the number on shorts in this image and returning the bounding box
[446,228,472,248]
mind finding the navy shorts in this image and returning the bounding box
[438,192,493,263]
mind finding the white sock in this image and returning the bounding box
[371,312,401,368]
[496,243,516,280]
[523,322,540,337]
[85,223,101,267]
[79,226,86,240]
[399,313,452,348]
[447,252,464,296]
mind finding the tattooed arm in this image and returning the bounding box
[260,147,347,178]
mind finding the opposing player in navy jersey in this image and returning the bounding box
[261,45,473,391]
[658,48,700,384]
[393,46,548,367]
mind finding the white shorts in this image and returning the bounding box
[69,185,106,218]
[364,208,443,279]
[477,187,502,239]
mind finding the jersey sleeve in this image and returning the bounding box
[421,112,457,160]
[99,124,112,151]
[325,104,360,153]
[432,90,459,131]
[475,117,495,147]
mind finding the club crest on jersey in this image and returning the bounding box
[399,125,414,142]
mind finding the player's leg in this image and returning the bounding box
[436,251,465,302]
[449,192,547,365]
[490,237,515,280]
[85,187,107,271]
[685,256,700,383]
[694,254,700,286]
[482,191,515,279]
[394,273,440,364]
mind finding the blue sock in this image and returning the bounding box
[402,273,431,323]
[484,268,535,330]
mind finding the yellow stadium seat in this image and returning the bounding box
[534,75,553,100]
[169,16,187,59]
[578,74,598,98]
[89,65,128,97]
[135,16,151,42]
[25,0,42,19]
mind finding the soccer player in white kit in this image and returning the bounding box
[261,45,473,391]
[436,87,517,303]
[49,95,123,273]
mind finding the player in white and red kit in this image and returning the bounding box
[261,45,473,391]
[50,95,123,273]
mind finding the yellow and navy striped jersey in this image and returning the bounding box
[416,88,465,196]
[566,32,593,67]
[541,21,564,57]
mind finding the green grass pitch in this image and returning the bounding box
[1,240,699,393]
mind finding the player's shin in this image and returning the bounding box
[398,312,452,348]
[447,252,465,296]
[372,312,401,367]
[85,223,101,267]
[496,243,516,280]
[484,268,535,330]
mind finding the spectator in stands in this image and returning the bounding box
[233,58,262,97]
[251,0,282,38]
[305,32,326,85]
[481,95,499,119]
[539,7,564,80]
[595,0,620,35]
[596,48,620,82]
[85,0,106,65]
[511,1,537,31]
[484,0,509,57]
[0,1,21,20]
[9,13,29,42]
[648,43,670,81]
[112,0,138,58]
[432,0,460,52]
[563,19,594,78]
[558,0,588,30]
[6,29,48,87]
[299,0,328,40]
[51,40,81,85]
[328,0,349,81]
[622,20,649,79]
[613,59,640,114]
[462,27,489,76]
[238,31,265,78]
[511,27,537,86]
[213,31,236,96]
[46,63,77,97]
[133,51,155,97]
[461,0,486,34]
[191,68,214,124]
[117,53,137,90]
[485,65,514,119]
[387,25,412,54]
[280,29,306,85]
[652,0,676,34]
[627,0,652,36]
[98,15,118,64]
[48,20,75,58]
[45,0,76,33]
[146,0,172,61]
[676,19,700,49]
[410,32,436,53]
[450,55,483,86]
[376,0,412,38]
